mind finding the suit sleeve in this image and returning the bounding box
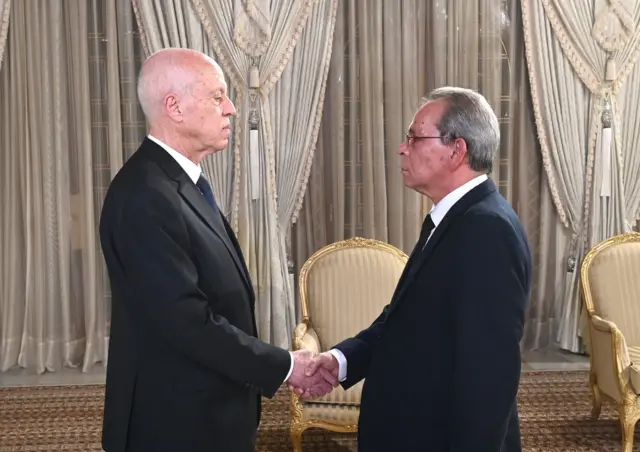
[332,304,391,389]
[448,214,530,451]
[110,188,290,398]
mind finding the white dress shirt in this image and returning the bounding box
[329,174,489,382]
[147,134,295,383]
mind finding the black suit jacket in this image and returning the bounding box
[99,138,291,452]
[334,179,532,452]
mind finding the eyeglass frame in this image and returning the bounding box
[403,132,456,147]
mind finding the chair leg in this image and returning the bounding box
[290,425,304,452]
[619,403,638,452]
[589,372,602,420]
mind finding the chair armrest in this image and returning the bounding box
[292,320,321,353]
[590,314,631,369]
[589,314,633,400]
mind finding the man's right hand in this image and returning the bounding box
[306,351,339,383]
[287,349,338,399]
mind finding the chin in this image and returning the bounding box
[207,139,229,153]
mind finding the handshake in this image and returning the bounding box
[287,349,340,399]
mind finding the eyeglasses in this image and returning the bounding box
[403,133,444,146]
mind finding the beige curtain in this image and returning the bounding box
[507,18,569,350]
[0,0,9,70]
[293,0,564,350]
[0,0,146,373]
[186,0,337,348]
[522,0,640,352]
[294,0,427,265]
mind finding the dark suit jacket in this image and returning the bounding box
[99,138,291,452]
[334,179,532,452]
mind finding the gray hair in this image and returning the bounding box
[423,87,500,173]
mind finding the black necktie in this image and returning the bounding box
[196,175,220,216]
[400,213,436,280]
[418,214,435,251]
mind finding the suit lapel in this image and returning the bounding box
[177,182,253,290]
[387,179,498,316]
[140,139,253,295]
[220,213,256,300]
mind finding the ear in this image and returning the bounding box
[449,138,468,169]
[163,93,183,122]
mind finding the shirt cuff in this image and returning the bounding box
[328,348,347,382]
[284,351,294,383]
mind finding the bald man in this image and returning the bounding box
[99,48,334,452]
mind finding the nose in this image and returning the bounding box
[224,97,237,117]
[398,141,408,155]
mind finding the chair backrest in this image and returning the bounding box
[299,237,408,350]
[581,232,640,346]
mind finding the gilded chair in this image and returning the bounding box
[290,237,408,451]
[581,232,640,452]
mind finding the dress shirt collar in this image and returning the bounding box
[147,134,202,184]
[430,174,488,227]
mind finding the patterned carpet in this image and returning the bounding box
[0,371,637,451]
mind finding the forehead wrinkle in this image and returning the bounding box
[189,68,227,99]
[201,68,228,95]
[411,120,431,136]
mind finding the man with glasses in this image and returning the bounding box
[302,87,532,452]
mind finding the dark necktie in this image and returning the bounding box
[419,214,436,251]
[196,175,220,216]
[395,213,436,290]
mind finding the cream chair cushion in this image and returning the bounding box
[587,241,640,399]
[581,233,640,452]
[586,241,640,348]
[628,346,640,395]
[301,241,406,406]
